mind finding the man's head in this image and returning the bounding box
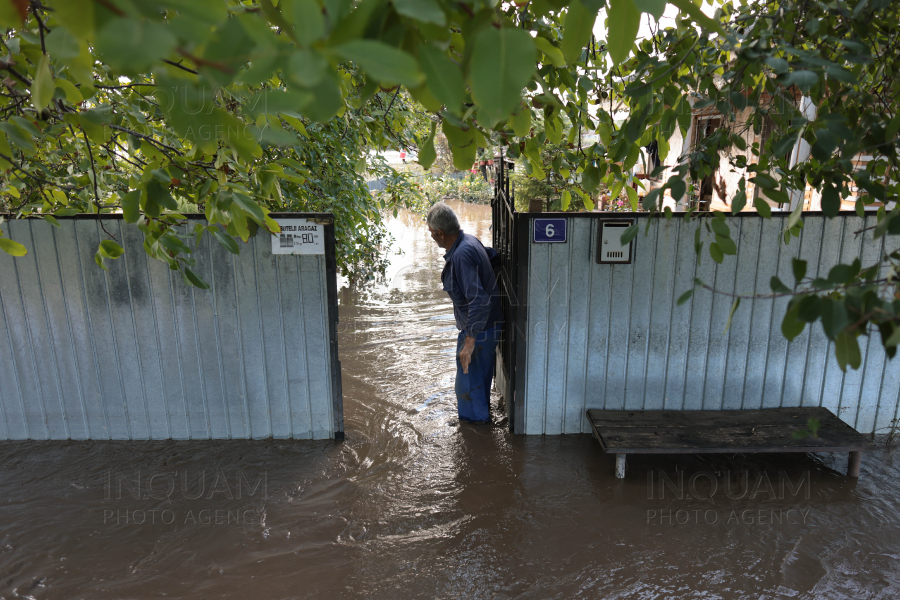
[426,202,461,250]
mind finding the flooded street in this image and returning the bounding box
[2,201,900,599]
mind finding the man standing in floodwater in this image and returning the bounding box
[426,202,503,424]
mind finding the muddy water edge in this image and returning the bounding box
[2,201,900,599]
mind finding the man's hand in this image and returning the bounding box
[459,336,476,374]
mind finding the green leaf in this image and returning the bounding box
[292,0,326,45]
[94,249,108,271]
[751,173,778,190]
[716,235,737,255]
[99,240,124,259]
[821,183,841,218]
[159,0,228,24]
[620,223,639,245]
[723,298,741,334]
[443,119,474,146]
[419,45,465,112]
[0,0,25,28]
[183,267,210,290]
[607,0,641,66]
[287,49,328,87]
[820,299,849,339]
[796,295,821,323]
[711,217,730,238]
[0,237,27,257]
[0,121,35,154]
[770,276,792,294]
[470,27,536,125]
[886,113,900,143]
[641,188,662,211]
[709,243,724,263]
[43,215,60,228]
[885,324,900,348]
[511,106,532,137]
[782,305,806,341]
[835,331,861,372]
[561,190,571,211]
[159,233,192,255]
[55,78,83,104]
[677,289,694,306]
[731,190,747,215]
[753,197,772,218]
[232,192,267,224]
[334,40,423,88]
[302,73,344,122]
[54,0,94,41]
[580,192,594,211]
[668,0,726,35]
[582,164,600,193]
[212,230,240,255]
[792,258,807,284]
[31,54,54,113]
[561,0,600,64]
[445,138,475,170]
[122,190,141,224]
[633,0,667,19]
[534,36,566,68]
[669,178,686,202]
[626,186,639,211]
[787,199,804,230]
[828,260,860,285]
[146,180,178,212]
[200,16,257,86]
[392,0,446,26]
[782,70,819,91]
[419,122,437,170]
[807,417,821,437]
[45,27,82,60]
[96,17,177,74]
[546,114,563,143]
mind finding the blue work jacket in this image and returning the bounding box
[441,231,502,339]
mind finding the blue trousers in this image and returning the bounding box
[455,325,500,423]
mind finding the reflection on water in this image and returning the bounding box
[2,200,900,599]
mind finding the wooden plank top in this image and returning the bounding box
[587,408,878,454]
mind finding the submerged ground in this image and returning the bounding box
[1,202,899,599]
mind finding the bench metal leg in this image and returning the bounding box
[615,454,626,479]
[848,451,862,477]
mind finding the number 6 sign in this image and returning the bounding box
[533,218,567,244]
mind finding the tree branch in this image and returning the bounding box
[107,124,184,155]
[161,59,199,75]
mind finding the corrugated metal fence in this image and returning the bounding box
[0,214,342,441]
[518,213,900,435]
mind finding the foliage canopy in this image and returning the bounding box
[0,0,899,368]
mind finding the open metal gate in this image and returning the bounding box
[491,157,527,433]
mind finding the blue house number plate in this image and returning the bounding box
[533,218,567,243]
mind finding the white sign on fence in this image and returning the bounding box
[271,218,325,255]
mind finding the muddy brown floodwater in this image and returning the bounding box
[2,201,900,599]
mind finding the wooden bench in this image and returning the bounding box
[587,407,878,478]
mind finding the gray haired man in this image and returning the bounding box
[426,202,502,423]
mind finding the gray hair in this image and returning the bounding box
[426,202,460,235]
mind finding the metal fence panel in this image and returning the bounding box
[0,215,340,441]
[521,213,898,435]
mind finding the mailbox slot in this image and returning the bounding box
[596,219,634,264]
